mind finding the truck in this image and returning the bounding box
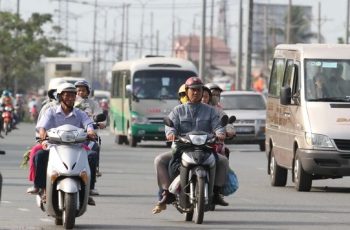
[42,57,92,90]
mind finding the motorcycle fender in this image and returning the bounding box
[193,166,207,178]
[56,178,80,193]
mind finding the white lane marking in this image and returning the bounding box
[40,218,53,222]
[18,208,30,212]
[257,167,265,170]
[1,200,11,204]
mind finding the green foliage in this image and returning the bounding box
[0,12,73,93]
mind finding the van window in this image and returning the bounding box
[305,59,350,101]
[269,58,285,97]
[283,60,294,87]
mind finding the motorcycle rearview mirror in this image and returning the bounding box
[221,115,228,126]
[163,117,174,127]
[94,113,106,122]
[228,116,236,124]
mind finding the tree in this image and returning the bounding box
[0,12,72,93]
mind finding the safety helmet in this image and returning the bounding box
[205,83,223,92]
[48,79,67,100]
[185,77,203,89]
[57,83,77,95]
[2,90,10,97]
[74,79,91,95]
[178,84,186,96]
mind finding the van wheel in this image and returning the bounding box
[115,135,123,145]
[269,149,287,186]
[259,143,265,152]
[293,153,312,192]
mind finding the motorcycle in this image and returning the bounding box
[165,115,228,224]
[36,114,105,229]
[2,105,13,135]
[0,150,5,202]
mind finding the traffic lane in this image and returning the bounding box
[228,144,350,230]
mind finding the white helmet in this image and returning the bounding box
[57,83,77,94]
[48,78,67,99]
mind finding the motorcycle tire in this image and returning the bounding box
[193,177,205,224]
[63,193,77,229]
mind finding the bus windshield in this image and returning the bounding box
[132,70,195,99]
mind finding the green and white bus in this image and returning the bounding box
[110,56,198,147]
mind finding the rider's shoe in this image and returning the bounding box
[27,186,39,194]
[90,189,99,196]
[88,197,96,206]
[213,193,229,206]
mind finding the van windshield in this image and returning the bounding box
[221,94,266,110]
[305,59,350,101]
[132,70,196,99]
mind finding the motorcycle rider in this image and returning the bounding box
[74,80,105,195]
[152,76,229,214]
[32,83,98,206]
[177,83,188,104]
[26,81,64,192]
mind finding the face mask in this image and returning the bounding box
[180,96,188,104]
[211,96,220,105]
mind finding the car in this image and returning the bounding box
[220,90,266,151]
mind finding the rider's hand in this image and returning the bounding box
[98,122,106,129]
[41,140,49,150]
[216,133,226,142]
[87,130,97,140]
[166,134,175,142]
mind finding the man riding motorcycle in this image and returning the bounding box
[32,83,98,206]
[152,76,229,214]
[74,80,105,195]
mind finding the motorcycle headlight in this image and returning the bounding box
[305,132,334,149]
[189,134,207,146]
[58,130,78,143]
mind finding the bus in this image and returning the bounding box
[110,56,198,147]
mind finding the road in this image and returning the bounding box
[1,122,350,229]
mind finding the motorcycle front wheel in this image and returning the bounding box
[193,177,205,224]
[63,192,77,229]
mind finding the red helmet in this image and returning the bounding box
[185,76,203,89]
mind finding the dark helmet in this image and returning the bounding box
[74,79,91,95]
[202,85,212,96]
[205,83,223,92]
[185,76,204,89]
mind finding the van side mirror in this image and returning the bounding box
[220,115,228,126]
[280,86,291,105]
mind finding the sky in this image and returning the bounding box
[0,0,348,71]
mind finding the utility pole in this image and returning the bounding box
[125,4,130,60]
[171,0,175,56]
[150,12,154,54]
[245,0,253,90]
[236,0,243,90]
[286,0,292,43]
[119,3,125,61]
[156,30,159,55]
[139,1,146,57]
[209,0,214,68]
[346,0,349,44]
[199,0,206,80]
[318,2,321,43]
[92,0,98,85]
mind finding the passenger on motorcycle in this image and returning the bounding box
[152,76,229,214]
[74,80,105,195]
[32,83,98,206]
[178,83,188,104]
[204,83,235,157]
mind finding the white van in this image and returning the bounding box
[266,44,350,191]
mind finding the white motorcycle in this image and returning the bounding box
[36,114,105,229]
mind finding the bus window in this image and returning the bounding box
[133,70,195,99]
